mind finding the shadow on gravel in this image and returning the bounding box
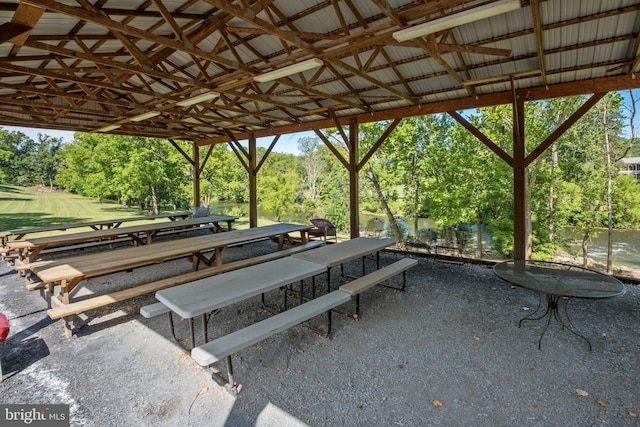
[2,316,52,379]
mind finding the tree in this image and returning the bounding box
[34,134,63,190]
[116,138,189,214]
[57,134,190,212]
[258,152,300,222]
[298,136,324,208]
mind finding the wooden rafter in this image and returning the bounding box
[0,0,636,141]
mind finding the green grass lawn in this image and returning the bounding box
[0,184,256,237]
[0,185,176,235]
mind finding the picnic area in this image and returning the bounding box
[0,226,639,425]
[2,0,640,425]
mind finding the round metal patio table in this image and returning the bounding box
[493,260,626,350]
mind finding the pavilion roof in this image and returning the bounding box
[1,0,639,144]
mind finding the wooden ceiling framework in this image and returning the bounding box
[2,0,640,258]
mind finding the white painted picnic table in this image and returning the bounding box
[292,237,394,268]
[156,257,326,319]
[292,237,395,291]
[155,256,326,346]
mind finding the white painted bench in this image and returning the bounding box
[140,302,171,318]
[339,257,418,318]
[191,291,350,393]
[190,258,417,393]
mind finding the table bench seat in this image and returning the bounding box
[339,258,417,296]
[191,291,350,367]
[48,241,324,322]
[140,302,171,319]
[189,257,417,393]
[191,290,350,394]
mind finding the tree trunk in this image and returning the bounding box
[365,165,401,242]
[150,183,159,215]
[475,207,483,258]
[602,102,614,274]
[549,143,558,242]
[411,150,420,238]
[581,231,590,268]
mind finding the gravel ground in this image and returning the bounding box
[0,237,639,427]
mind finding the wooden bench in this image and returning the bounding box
[7,237,134,268]
[0,211,192,247]
[189,258,417,393]
[47,241,324,336]
[6,215,237,263]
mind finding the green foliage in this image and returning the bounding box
[258,152,300,222]
[56,133,190,212]
[0,129,63,186]
[200,145,248,203]
[612,175,640,228]
[5,91,640,264]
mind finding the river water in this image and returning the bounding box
[213,203,640,270]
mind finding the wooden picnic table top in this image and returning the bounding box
[6,215,237,255]
[0,211,191,244]
[156,257,326,319]
[30,223,312,286]
[292,237,394,268]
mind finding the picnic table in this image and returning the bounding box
[292,237,395,291]
[155,256,327,348]
[27,223,311,336]
[7,215,237,263]
[0,211,191,246]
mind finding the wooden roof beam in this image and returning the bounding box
[7,2,43,45]
[530,0,547,86]
[0,22,32,44]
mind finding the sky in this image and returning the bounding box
[4,89,640,154]
[2,125,309,155]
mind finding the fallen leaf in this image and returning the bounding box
[628,410,637,418]
[597,398,607,407]
[433,399,443,407]
[576,389,589,397]
[398,364,404,369]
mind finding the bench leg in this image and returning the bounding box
[63,317,73,338]
[225,356,236,391]
[202,314,208,343]
[190,319,196,349]
[378,270,408,292]
[167,312,177,341]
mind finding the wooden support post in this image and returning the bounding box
[349,119,360,238]
[513,95,527,260]
[192,142,200,207]
[249,135,258,228]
